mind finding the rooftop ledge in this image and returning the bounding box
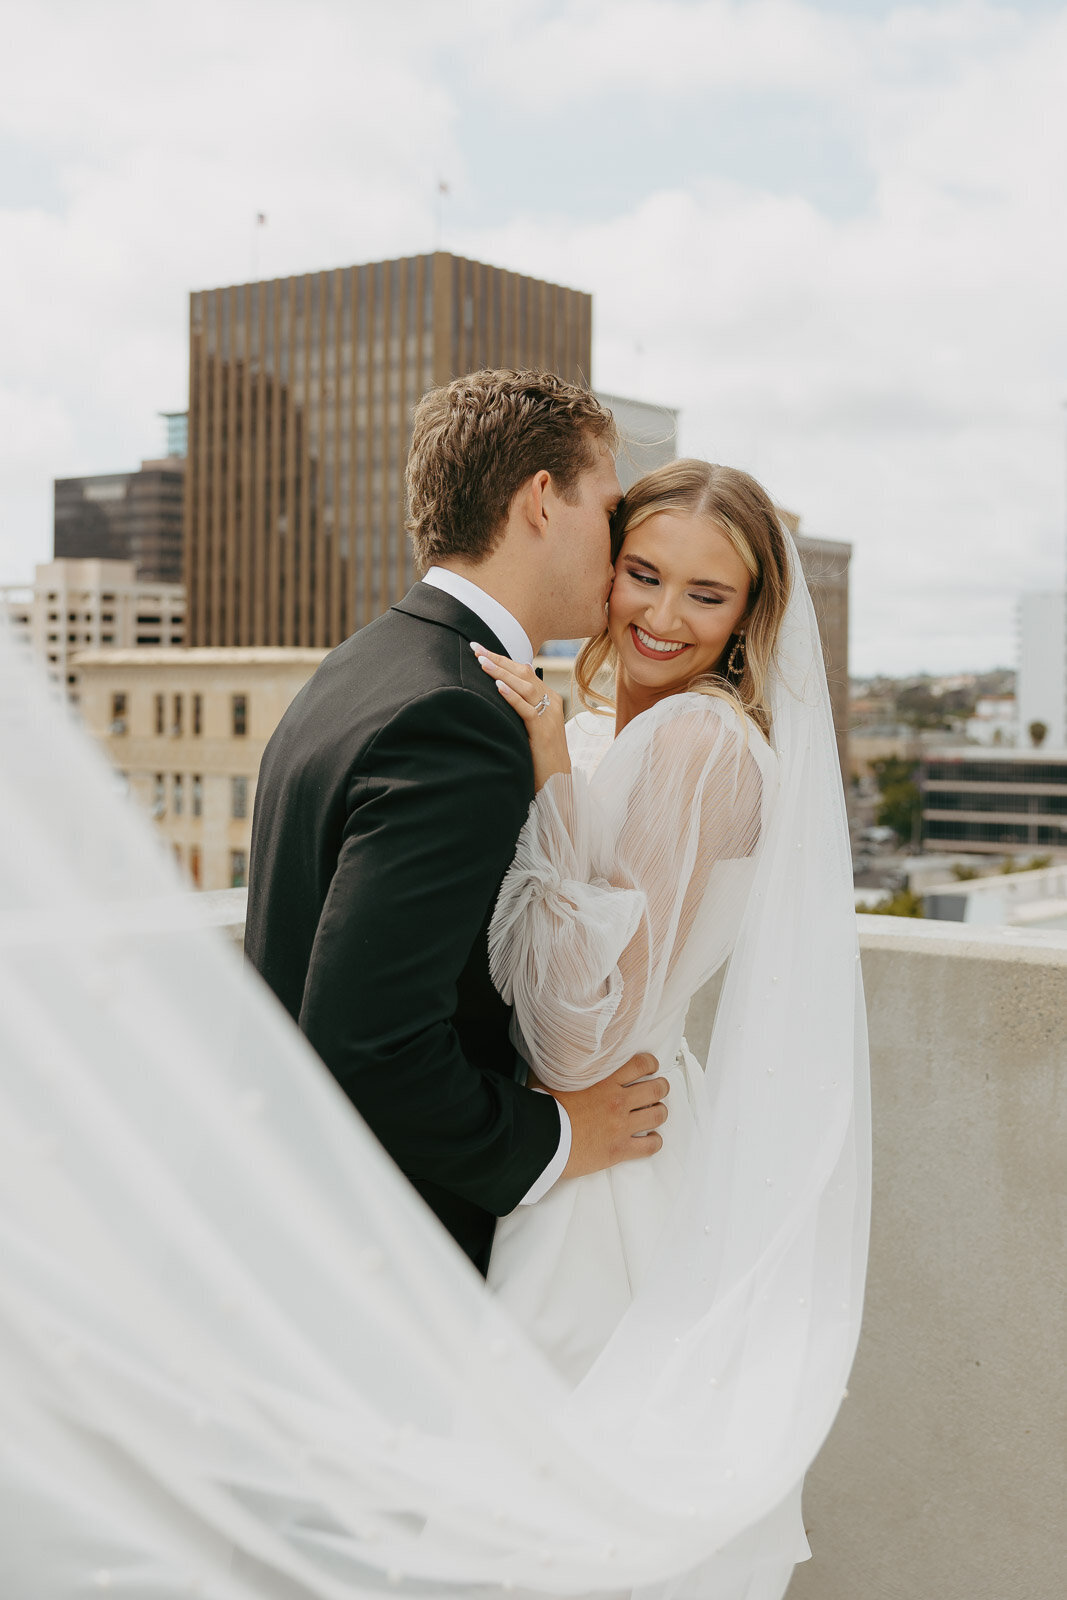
[204,891,1067,1600]
[208,887,1067,965]
[855,909,1067,961]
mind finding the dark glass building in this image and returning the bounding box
[54,462,186,584]
[185,252,593,647]
[921,750,1067,853]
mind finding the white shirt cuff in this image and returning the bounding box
[518,1096,571,1204]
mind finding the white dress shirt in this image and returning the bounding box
[422,566,571,1205]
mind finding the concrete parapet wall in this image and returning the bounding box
[784,918,1067,1599]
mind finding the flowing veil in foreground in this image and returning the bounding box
[0,541,870,1600]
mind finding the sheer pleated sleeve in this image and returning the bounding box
[488,693,772,1090]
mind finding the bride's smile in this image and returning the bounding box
[629,623,691,658]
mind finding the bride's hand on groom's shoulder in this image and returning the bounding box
[471,644,570,791]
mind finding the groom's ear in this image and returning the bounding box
[515,470,553,538]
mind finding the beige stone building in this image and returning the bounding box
[73,646,574,890]
[1,558,184,703]
[75,648,325,890]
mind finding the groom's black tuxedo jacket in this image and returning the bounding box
[245,582,561,1275]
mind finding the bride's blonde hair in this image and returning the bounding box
[574,460,791,736]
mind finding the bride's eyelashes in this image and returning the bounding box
[622,567,726,607]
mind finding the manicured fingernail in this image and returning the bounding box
[470,640,486,655]
[497,680,511,695]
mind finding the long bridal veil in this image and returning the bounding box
[0,534,869,1600]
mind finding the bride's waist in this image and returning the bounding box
[591,1035,696,1089]
[621,1024,692,1077]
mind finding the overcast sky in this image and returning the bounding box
[3,0,1067,674]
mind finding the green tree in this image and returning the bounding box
[1028,720,1048,748]
[864,889,925,918]
[870,756,921,845]
[1000,853,1052,875]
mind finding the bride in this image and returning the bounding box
[0,461,867,1600]
[477,459,787,1384]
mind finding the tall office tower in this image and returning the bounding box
[595,393,678,491]
[185,252,593,647]
[55,460,186,584]
[1017,591,1066,748]
[779,513,851,780]
[159,411,189,459]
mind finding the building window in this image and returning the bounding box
[192,774,203,818]
[193,693,203,736]
[189,844,201,887]
[173,774,184,816]
[230,849,248,888]
[232,693,247,736]
[152,773,165,818]
[155,693,165,735]
[172,693,183,736]
[231,775,249,819]
[110,692,127,734]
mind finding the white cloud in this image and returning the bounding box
[2,0,1066,672]
[470,0,863,102]
[453,2,1067,672]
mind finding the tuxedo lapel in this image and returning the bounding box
[392,583,511,659]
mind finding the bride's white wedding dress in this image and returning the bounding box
[489,695,778,1389]
[0,535,869,1600]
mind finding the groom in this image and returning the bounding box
[245,369,668,1275]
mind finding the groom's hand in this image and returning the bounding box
[553,1054,669,1179]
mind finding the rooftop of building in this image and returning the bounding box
[73,647,329,669]
[195,249,592,301]
[595,390,679,422]
[922,744,1067,762]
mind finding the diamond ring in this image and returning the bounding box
[535,693,551,716]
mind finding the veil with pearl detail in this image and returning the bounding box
[0,530,868,1600]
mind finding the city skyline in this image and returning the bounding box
[3,0,1067,674]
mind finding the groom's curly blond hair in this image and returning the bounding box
[406,369,617,573]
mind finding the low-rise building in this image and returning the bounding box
[921,860,1067,928]
[964,695,1017,747]
[1,559,184,702]
[73,646,577,891]
[74,648,325,890]
[920,746,1067,855]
